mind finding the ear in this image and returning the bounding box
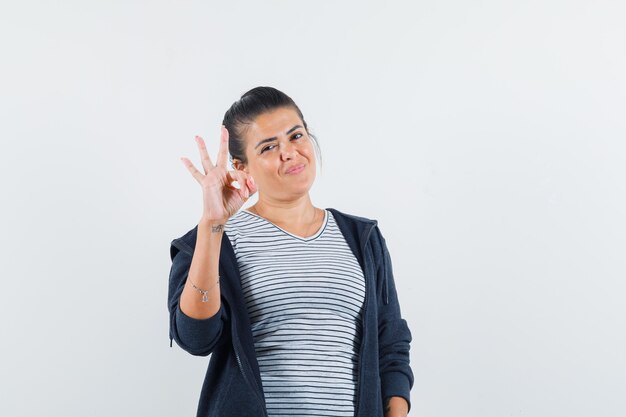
[232,159,248,173]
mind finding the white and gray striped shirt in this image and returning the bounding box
[224,208,366,417]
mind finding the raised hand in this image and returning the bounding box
[180,126,257,223]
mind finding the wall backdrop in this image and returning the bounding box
[1,1,625,416]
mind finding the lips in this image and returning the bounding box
[285,163,305,174]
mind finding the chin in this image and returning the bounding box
[281,181,314,198]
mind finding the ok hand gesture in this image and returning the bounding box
[180,126,257,223]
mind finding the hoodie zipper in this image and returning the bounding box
[231,316,268,417]
[353,223,376,417]
[171,241,267,416]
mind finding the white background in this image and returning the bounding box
[1,1,625,416]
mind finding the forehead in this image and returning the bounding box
[246,107,302,140]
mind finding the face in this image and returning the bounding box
[234,106,317,201]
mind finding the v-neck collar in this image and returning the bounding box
[241,208,329,242]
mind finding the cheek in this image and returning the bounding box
[251,159,279,179]
[301,141,314,155]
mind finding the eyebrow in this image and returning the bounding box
[254,125,303,150]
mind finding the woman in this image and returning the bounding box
[168,86,413,417]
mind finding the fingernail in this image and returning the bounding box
[250,176,255,185]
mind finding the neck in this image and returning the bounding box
[250,194,317,226]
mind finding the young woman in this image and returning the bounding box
[168,86,414,417]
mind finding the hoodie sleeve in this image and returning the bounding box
[373,226,415,413]
[167,239,227,356]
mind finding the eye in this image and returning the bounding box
[260,144,276,154]
[260,133,303,154]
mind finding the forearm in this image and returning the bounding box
[384,396,409,417]
[179,218,225,319]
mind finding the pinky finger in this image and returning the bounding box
[246,176,257,195]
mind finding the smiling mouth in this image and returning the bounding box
[285,164,305,174]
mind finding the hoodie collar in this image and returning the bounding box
[326,208,390,305]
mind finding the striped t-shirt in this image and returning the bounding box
[224,208,366,416]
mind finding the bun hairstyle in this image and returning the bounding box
[222,86,321,167]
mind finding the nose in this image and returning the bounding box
[280,141,297,161]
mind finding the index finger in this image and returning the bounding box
[216,125,230,168]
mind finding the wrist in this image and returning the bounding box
[199,217,228,232]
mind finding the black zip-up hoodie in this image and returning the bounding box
[168,208,414,416]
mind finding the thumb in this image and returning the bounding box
[225,170,241,189]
